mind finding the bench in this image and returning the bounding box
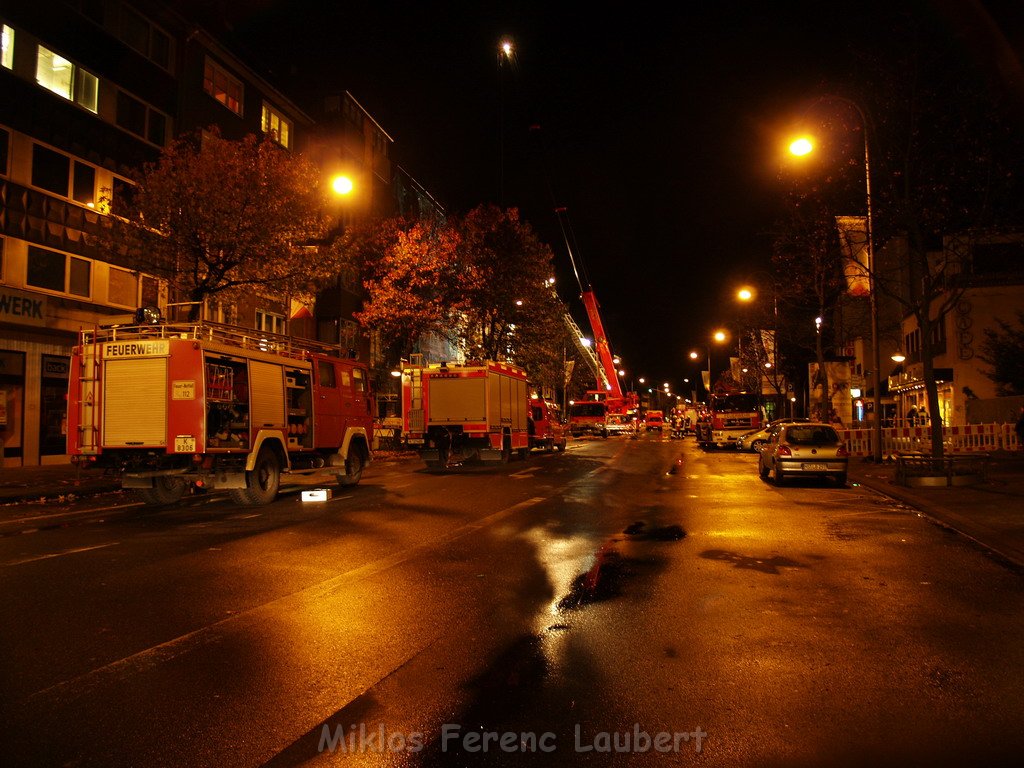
[895,452,990,487]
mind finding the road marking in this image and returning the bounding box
[1,502,141,526]
[511,467,541,478]
[4,542,119,567]
[26,496,549,706]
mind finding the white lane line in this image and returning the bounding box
[27,496,549,705]
[511,467,541,478]
[4,542,119,567]
[2,502,141,526]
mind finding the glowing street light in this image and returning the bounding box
[789,136,813,156]
[331,174,354,196]
[789,95,881,461]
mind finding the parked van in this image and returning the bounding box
[645,410,665,432]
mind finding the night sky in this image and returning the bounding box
[206,0,1022,390]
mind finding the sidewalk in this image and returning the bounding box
[847,451,1024,570]
[3,452,1024,568]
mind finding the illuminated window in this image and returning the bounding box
[261,103,291,149]
[203,57,242,115]
[2,24,13,70]
[35,45,98,112]
[27,245,91,298]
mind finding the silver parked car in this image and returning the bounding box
[737,417,809,452]
[758,422,849,486]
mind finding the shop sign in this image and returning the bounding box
[0,288,46,327]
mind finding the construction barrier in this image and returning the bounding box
[838,423,1011,458]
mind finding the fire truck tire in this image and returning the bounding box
[230,447,281,506]
[555,440,566,452]
[135,477,187,506]
[338,444,366,487]
[500,437,512,463]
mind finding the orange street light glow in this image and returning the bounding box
[789,137,813,156]
[331,175,354,195]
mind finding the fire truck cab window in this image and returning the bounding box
[318,360,336,388]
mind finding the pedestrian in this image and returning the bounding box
[906,405,918,426]
[1015,406,1024,450]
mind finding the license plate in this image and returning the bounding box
[802,463,828,471]
[174,436,196,453]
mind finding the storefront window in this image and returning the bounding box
[40,355,69,455]
[0,350,25,462]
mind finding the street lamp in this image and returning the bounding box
[789,96,882,461]
[330,174,354,196]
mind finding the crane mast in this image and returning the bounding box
[580,289,623,399]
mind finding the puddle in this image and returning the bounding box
[623,520,687,540]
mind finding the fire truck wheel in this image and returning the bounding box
[555,440,566,452]
[338,445,366,487]
[230,447,281,506]
[500,437,512,463]
[135,477,187,506]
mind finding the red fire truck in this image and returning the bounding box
[401,359,530,469]
[67,320,373,505]
[694,392,763,449]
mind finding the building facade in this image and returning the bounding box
[0,0,435,465]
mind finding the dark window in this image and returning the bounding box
[972,242,1024,275]
[147,111,166,146]
[116,90,146,137]
[0,127,8,175]
[141,275,159,306]
[150,29,170,69]
[72,163,95,205]
[31,144,70,195]
[111,176,133,213]
[318,361,336,388]
[27,246,65,291]
[120,6,150,56]
[68,255,90,296]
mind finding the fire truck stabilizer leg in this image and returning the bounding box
[229,446,281,506]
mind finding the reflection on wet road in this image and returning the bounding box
[4,436,1024,766]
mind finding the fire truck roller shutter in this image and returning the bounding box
[103,358,168,447]
[513,377,527,431]
[250,360,286,428]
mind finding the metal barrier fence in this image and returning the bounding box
[838,423,1017,457]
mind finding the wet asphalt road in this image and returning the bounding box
[2,435,1024,767]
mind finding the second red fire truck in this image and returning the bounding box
[401,359,531,469]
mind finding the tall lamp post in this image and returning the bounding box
[790,96,882,462]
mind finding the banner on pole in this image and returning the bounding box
[835,215,871,296]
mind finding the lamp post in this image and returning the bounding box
[789,96,882,462]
